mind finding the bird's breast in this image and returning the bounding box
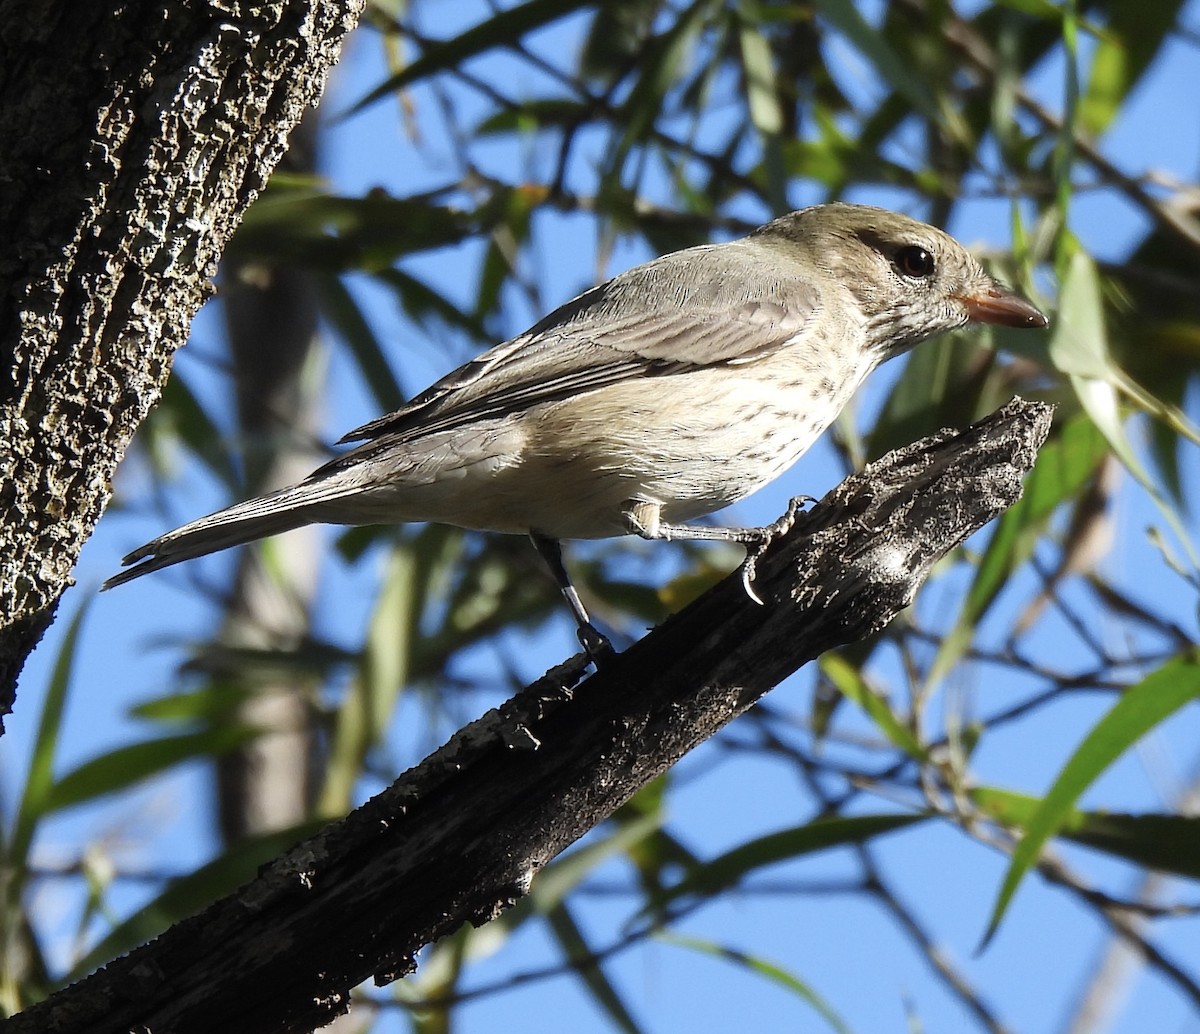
[325,340,877,541]
[520,343,877,536]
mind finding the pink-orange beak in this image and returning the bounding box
[954,284,1048,329]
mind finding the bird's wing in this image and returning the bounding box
[335,242,821,450]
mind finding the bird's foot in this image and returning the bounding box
[740,495,813,605]
[578,623,617,669]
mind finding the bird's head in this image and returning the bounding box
[753,203,1048,356]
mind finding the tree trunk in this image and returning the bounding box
[0,0,365,724]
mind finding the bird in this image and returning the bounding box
[104,203,1048,658]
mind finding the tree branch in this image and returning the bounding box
[6,397,1053,1034]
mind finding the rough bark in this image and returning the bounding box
[4,397,1053,1034]
[0,0,365,724]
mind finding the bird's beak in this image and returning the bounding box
[954,283,1048,329]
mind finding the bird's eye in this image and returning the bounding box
[894,245,935,279]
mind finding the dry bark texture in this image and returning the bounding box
[4,398,1053,1034]
[0,0,365,722]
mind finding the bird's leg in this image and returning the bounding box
[528,531,615,666]
[623,497,813,605]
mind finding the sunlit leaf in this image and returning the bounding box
[820,653,925,759]
[44,727,262,812]
[810,0,942,125]
[1079,2,1182,136]
[318,543,419,815]
[10,599,92,868]
[736,4,786,212]
[982,654,1200,946]
[663,934,854,1034]
[131,681,252,724]
[651,814,928,913]
[974,787,1200,879]
[1054,251,1200,449]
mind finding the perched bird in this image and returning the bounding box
[104,203,1047,655]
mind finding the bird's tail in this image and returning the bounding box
[102,478,353,590]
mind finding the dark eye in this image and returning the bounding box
[894,245,935,279]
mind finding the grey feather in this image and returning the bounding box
[336,241,820,448]
[101,476,360,589]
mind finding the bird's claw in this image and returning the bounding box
[739,495,813,605]
[741,558,766,606]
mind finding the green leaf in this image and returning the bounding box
[966,410,1108,617]
[988,0,1061,15]
[736,17,782,135]
[981,654,1200,946]
[66,822,325,980]
[475,98,596,137]
[820,653,925,759]
[604,0,715,176]
[652,814,928,912]
[924,411,1108,689]
[10,598,92,869]
[229,190,475,272]
[809,0,942,126]
[472,187,537,325]
[1054,251,1200,452]
[580,0,659,82]
[348,0,599,114]
[539,814,661,907]
[866,333,994,462]
[319,533,453,814]
[1087,393,1198,531]
[974,787,1200,880]
[1065,813,1200,880]
[1050,250,1116,382]
[473,813,663,977]
[131,682,252,724]
[316,274,407,416]
[1079,1,1182,136]
[44,726,261,813]
[546,904,644,1034]
[151,369,240,491]
[373,267,489,342]
[735,4,786,213]
[662,934,854,1034]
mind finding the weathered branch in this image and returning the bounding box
[6,397,1053,1034]
[0,0,365,722]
